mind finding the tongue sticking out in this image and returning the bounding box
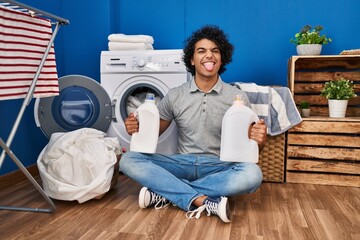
[203,62,214,71]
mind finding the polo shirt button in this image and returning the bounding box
[203,109,205,112]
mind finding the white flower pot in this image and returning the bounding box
[296,44,322,56]
[328,99,348,118]
[300,108,311,118]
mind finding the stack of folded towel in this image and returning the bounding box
[108,33,154,51]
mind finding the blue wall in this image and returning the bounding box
[1,0,360,175]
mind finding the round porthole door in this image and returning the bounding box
[34,75,112,138]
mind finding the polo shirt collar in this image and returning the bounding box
[189,76,224,94]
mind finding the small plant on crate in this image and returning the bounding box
[290,25,332,55]
[299,101,310,117]
[320,78,357,118]
[320,78,356,100]
[299,101,310,109]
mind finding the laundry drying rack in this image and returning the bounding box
[0,0,69,213]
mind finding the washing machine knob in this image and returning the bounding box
[136,58,146,67]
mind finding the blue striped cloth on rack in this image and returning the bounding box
[233,82,302,136]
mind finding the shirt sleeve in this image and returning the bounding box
[157,91,174,122]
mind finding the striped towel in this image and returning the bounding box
[0,5,59,101]
[233,82,302,136]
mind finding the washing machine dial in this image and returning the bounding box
[136,58,146,68]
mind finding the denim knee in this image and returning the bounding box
[119,151,141,176]
[246,163,263,192]
[230,163,263,194]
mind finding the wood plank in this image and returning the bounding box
[287,146,360,161]
[294,57,360,70]
[295,71,360,82]
[0,164,39,190]
[286,159,360,175]
[294,105,359,117]
[290,121,360,133]
[287,133,360,148]
[315,106,359,117]
[297,116,360,122]
[286,172,360,187]
[315,209,347,240]
[292,82,360,95]
[294,95,360,107]
[294,82,323,94]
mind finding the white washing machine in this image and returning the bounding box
[100,49,189,154]
[34,50,189,154]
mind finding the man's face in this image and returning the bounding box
[191,39,222,79]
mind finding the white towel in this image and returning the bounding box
[0,5,59,101]
[108,42,154,51]
[108,33,154,44]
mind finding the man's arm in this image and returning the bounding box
[159,119,172,135]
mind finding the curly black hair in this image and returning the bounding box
[183,25,234,76]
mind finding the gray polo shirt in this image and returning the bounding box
[158,76,251,156]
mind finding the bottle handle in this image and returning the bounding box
[133,110,139,121]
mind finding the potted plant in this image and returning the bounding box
[299,101,311,117]
[320,78,357,118]
[290,25,332,55]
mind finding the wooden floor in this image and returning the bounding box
[0,174,359,240]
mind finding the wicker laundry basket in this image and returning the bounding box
[258,133,286,182]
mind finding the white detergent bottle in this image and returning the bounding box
[130,93,160,153]
[220,95,260,163]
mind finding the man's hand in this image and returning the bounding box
[124,113,139,135]
[250,119,267,151]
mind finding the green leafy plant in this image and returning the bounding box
[320,78,357,100]
[299,101,310,109]
[290,25,332,45]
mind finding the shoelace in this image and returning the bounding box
[186,200,218,219]
[204,199,219,215]
[150,192,170,210]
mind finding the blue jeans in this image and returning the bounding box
[120,152,263,211]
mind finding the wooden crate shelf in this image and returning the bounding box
[287,55,360,187]
[286,116,360,187]
[288,55,360,117]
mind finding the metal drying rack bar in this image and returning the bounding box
[0,0,69,213]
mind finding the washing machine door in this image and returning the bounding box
[104,74,181,154]
[34,75,112,138]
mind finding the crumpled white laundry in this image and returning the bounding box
[126,92,161,115]
[37,128,121,203]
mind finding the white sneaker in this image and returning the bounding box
[138,187,170,210]
[186,196,231,223]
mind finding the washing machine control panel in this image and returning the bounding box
[136,58,146,67]
[101,50,187,73]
